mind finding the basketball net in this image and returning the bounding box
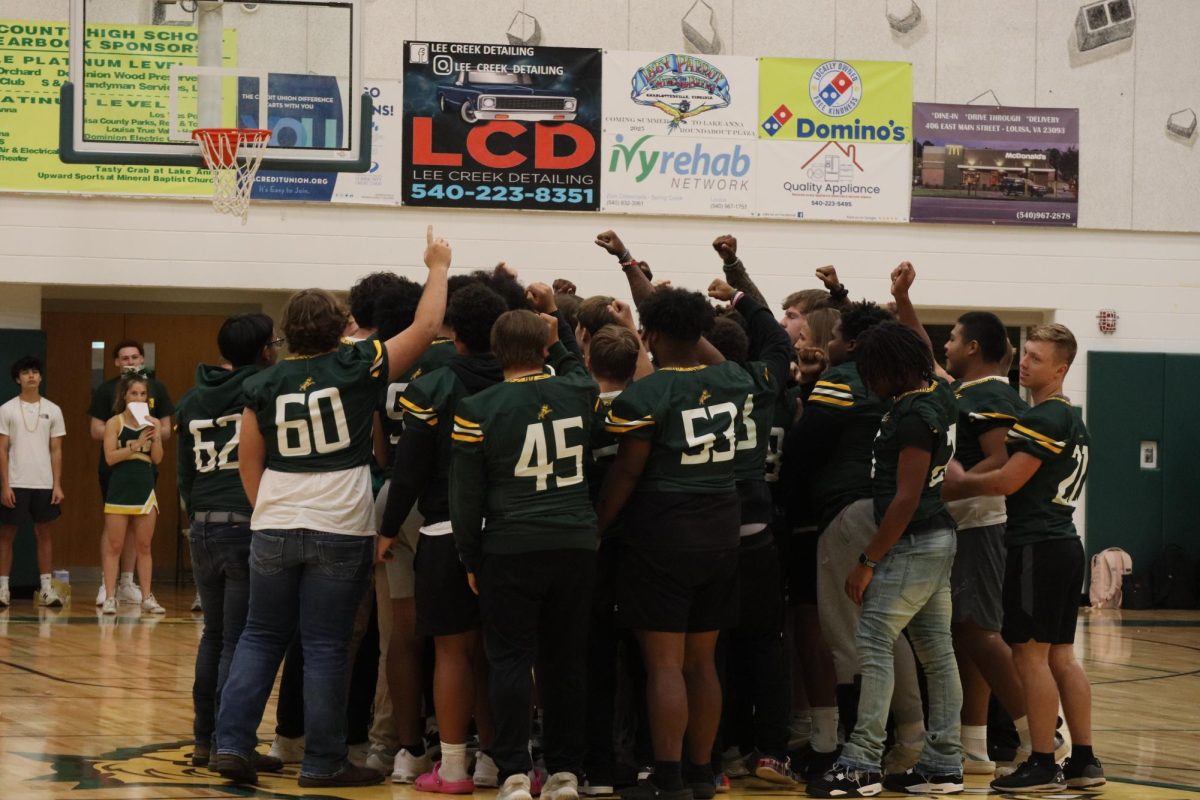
[192,128,273,223]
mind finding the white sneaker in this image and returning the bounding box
[101,596,117,615]
[499,773,534,800]
[191,593,203,612]
[96,584,106,606]
[995,746,1031,777]
[141,594,166,614]
[116,582,142,605]
[543,772,579,800]
[391,747,431,783]
[720,746,750,778]
[0,587,10,607]
[268,734,305,764]
[39,586,64,608]
[473,751,500,788]
[348,741,370,766]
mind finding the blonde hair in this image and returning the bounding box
[1027,323,1078,367]
[804,308,840,354]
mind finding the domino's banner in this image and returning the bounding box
[602,52,757,216]
[401,41,602,212]
[757,58,912,221]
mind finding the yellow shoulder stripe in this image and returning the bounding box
[453,416,481,429]
[451,433,484,443]
[815,381,852,391]
[809,395,853,408]
[399,396,432,414]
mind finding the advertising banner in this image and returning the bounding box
[333,81,403,205]
[401,40,602,212]
[756,140,911,222]
[0,19,233,196]
[910,103,1079,226]
[758,58,912,144]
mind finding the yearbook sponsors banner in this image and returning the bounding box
[332,82,403,205]
[602,133,755,216]
[757,140,911,223]
[758,58,912,144]
[603,51,758,138]
[401,41,601,211]
[911,103,1079,227]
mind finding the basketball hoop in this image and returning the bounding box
[192,127,273,223]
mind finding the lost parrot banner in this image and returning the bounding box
[910,102,1079,227]
[602,51,758,216]
[401,40,602,211]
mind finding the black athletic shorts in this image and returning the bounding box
[413,532,480,637]
[0,488,61,526]
[1002,537,1085,645]
[951,523,1006,631]
[617,545,738,633]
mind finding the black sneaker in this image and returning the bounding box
[882,767,964,794]
[191,744,211,768]
[297,762,386,788]
[620,778,693,800]
[684,764,716,800]
[214,752,257,785]
[802,749,840,783]
[1062,755,1106,788]
[989,759,1065,792]
[806,765,882,797]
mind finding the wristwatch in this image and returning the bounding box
[858,552,878,569]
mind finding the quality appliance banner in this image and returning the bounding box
[910,102,1079,226]
[401,40,602,211]
[756,140,911,222]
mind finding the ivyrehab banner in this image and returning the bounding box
[401,41,602,212]
[757,58,912,222]
[910,103,1079,227]
[602,51,757,217]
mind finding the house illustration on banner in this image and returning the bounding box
[803,141,863,182]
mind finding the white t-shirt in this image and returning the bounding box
[251,464,376,537]
[0,396,66,490]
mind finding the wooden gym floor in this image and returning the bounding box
[0,585,1197,800]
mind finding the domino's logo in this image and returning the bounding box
[762,104,793,136]
[809,60,862,118]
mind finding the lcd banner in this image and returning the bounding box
[911,103,1079,226]
[756,140,911,222]
[401,40,601,211]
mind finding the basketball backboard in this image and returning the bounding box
[60,0,370,171]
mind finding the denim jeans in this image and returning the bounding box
[839,527,963,774]
[190,520,252,746]
[214,529,374,778]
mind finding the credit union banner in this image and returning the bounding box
[401,41,602,212]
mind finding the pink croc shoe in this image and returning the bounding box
[414,762,476,794]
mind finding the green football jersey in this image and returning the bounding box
[733,361,780,483]
[807,361,889,530]
[606,360,755,494]
[175,363,262,515]
[381,338,456,446]
[1004,397,1090,546]
[952,375,1027,470]
[242,338,387,473]
[871,379,958,531]
[587,390,622,504]
[450,355,599,569]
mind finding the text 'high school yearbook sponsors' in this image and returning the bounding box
[911,103,1079,227]
[602,52,757,217]
[402,41,601,211]
[757,58,912,222]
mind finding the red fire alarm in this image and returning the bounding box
[1097,308,1118,334]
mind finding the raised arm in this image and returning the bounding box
[608,299,654,380]
[384,225,451,381]
[595,230,655,309]
[889,261,953,382]
[712,235,768,307]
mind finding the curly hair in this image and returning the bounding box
[281,288,348,356]
[10,355,43,383]
[706,315,750,364]
[855,321,934,396]
[638,287,714,343]
[469,267,528,312]
[349,272,407,330]
[839,300,894,345]
[372,277,425,341]
[448,283,509,355]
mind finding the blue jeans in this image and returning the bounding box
[190,519,252,746]
[839,527,963,774]
[214,529,374,778]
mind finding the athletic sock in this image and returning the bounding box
[119,571,134,586]
[1072,744,1094,763]
[962,724,989,757]
[0,576,9,591]
[1030,751,1055,768]
[40,573,52,590]
[1013,716,1032,752]
[684,760,714,785]
[439,741,468,782]
[401,742,425,757]
[651,761,683,791]
[811,707,839,753]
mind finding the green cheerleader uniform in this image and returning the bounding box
[104,423,158,515]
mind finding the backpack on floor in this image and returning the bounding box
[1150,544,1198,609]
[1121,573,1153,610]
[1089,547,1132,609]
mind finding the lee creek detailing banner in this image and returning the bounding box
[401,41,602,211]
[911,103,1079,227]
